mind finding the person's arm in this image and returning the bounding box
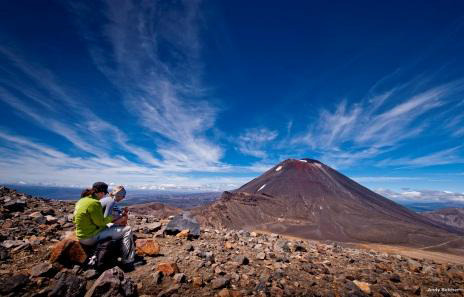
[102,199,116,218]
[88,201,112,227]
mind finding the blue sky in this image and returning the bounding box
[1,1,463,201]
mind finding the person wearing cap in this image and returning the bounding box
[100,185,128,225]
[73,182,135,268]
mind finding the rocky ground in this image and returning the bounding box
[1,186,463,297]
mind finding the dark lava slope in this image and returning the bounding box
[193,159,464,247]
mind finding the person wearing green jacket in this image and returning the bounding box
[73,182,135,267]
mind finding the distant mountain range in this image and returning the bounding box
[4,184,220,209]
[398,200,464,212]
[5,183,463,212]
[193,158,463,251]
[422,208,464,230]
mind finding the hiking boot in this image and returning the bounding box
[133,255,146,266]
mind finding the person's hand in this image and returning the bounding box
[113,214,128,226]
[119,214,128,226]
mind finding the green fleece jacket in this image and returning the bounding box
[73,196,113,240]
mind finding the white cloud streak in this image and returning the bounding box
[0,1,268,188]
[376,188,464,202]
[290,79,464,168]
[377,146,464,168]
[68,0,224,170]
[237,128,278,158]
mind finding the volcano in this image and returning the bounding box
[193,158,464,247]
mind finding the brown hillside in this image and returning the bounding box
[193,158,463,248]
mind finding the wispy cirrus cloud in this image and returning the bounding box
[0,55,160,165]
[445,112,464,137]
[352,176,423,182]
[67,0,224,171]
[290,78,464,168]
[376,188,464,202]
[237,128,278,158]
[0,129,257,189]
[0,1,266,188]
[376,146,464,168]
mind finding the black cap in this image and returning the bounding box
[92,182,109,194]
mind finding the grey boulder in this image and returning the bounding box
[165,212,200,238]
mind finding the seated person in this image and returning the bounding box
[100,185,128,225]
[73,182,135,268]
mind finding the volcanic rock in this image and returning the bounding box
[157,284,180,297]
[176,229,190,238]
[48,272,87,297]
[2,239,25,249]
[29,211,47,224]
[0,245,9,260]
[157,262,179,276]
[211,276,230,289]
[165,212,200,238]
[192,276,203,287]
[185,243,194,252]
[4,200,26,212]
[30,262,56,277]
[83,269,98,280]
[45,215,58,224]
[256,252,266,260]
[50,238,87,265]
[353,280,371,294]
[389,274,401,283]
[234,255,249,265]
[85,266,137,297]
[173,272,186,283]
[0,274,29,295]
[135,239,160,256]
[274,240,291,253]
[218,288,231,297]
[145,222,162,232]
[152,271,163,284]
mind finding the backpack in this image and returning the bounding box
[86,238,121,272]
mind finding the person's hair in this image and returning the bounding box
[110,185,126,199]
[80,188,97,198]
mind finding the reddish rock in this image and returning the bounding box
[157,262,179,276]
[218,288,231,297]
[192,276,203,288]
[353,280,371,294]
[176,229,190,238]
[2,220,13,229]
[38,224,49,231]
[135,239,160,256]
[219,288,243,297]
[50,239,87,265]
[270,287,283,297]
[230,291,243,297]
